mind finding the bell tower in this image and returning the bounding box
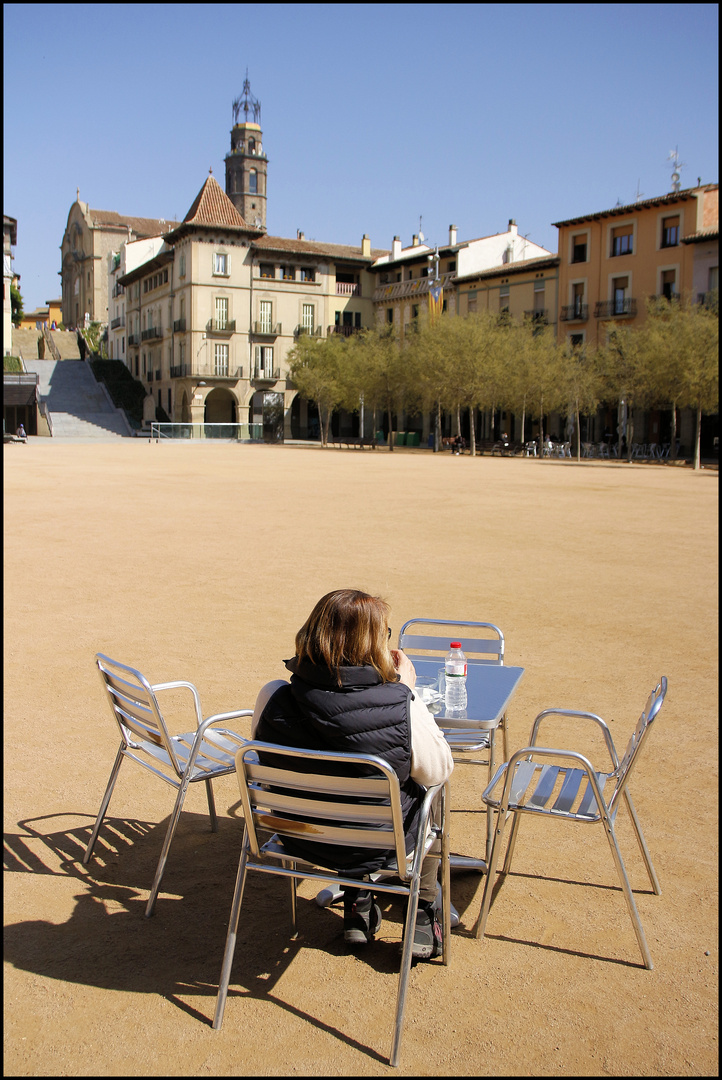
[225,75,268,231]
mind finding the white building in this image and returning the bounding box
[107,234,166,365]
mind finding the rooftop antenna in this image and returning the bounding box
[667,147,685,192]
[418,215,424,243]
[232,70,261,125]
[635,179,644,202]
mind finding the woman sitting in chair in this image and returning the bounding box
[252,588,454,960]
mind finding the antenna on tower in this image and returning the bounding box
[635,179,644,202]
[418,215,424,243]
[666,147,685,193]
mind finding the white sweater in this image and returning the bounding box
[251,680,454,788]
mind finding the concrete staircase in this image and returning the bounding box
[12,328,42,360]
[22,358,131,439]
[49,330,82,360]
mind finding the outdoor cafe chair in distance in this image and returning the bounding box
[213,741,451,1068]
[83,654,252,917]
[474,677,667,968]
[398,618,510,761]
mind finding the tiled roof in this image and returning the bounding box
[89,210,179,235]
[551,186,712,227]
[681,227,719,243]
[455,254,560,284]
[253,234,387,261]
[181,174,250,230]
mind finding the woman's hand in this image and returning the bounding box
[390,649,416,689]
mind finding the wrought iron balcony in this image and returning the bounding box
[141,326,163,341]
[595,299,637,318]
[560,303,589,322]
[206,319,236,335]
[329,325,363,336]
[170,364,190,378]
[252,365,280,382]
[336,281,361,296]
[173,318,187,333]
[110,316,125,330]
[252,321,281,336]
[524,309,548,323]
[294,325,322,338]
[128,333,140,346]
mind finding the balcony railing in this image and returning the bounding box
[128,333,140,346]
[252,321,281,336]
[206,319,236,334]
[329,325,363,336]
[698,290,718,309]
[560,303,589,322]
[336,281,360,296]
[170,364,190,378]
[112,283,125,298]
[524,309,548,323]
[595,299,637,318]
[169,364,243,380]
[252,365,280,381]
[141,326,163,341]
[110,316,125,330]
[294,324,323,338]
[173,318,187,333]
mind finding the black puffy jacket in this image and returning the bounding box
[255,656,424,874]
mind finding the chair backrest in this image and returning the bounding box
[608,677,667,814]
[398,618,504,665]
[235,741,410,877]
[96,653,182,775]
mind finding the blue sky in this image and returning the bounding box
[4,3,718,313]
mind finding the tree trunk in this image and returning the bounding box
[435,401,442,452]
[387,405,394,451]
[520,398,526,448]
[470,405,477,456]
[538,394,544,458]
[319,402,326,447]
[670,402,677,460]
[694,406,702,470]
[575,404,581,461]
[627,412,634,461]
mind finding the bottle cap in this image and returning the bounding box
[450,642,461,648]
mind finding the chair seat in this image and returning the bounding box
[125,726,247,783]
[483,759,609,822]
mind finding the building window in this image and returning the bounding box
[163,268,168,283]
[447,260,456,272]
[214,252,229,276]
[533,281,545,312]
[386,308,394,324]
[281,266,294,280]
[302,303,314,332]
[467,290,477,313]
[499,285,510,312]
[167,388,172,415]
[572,236,587,263]
[215,296,229,330]
[570,334,584,347]
[661,269,677,300]
[572,282,585,316]
[613,276,628,313]
[179,254,186,277]
[249,169,258,194]
[611,226,633,257]
[259,263,275,279]
[300,267,314,282]
[214,343,229,376]
[661,216,680,248]
[259,300,272,333]
[255,344,274,376]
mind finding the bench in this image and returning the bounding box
[330,436,378,450]
[4,433,27,444]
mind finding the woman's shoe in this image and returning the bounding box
[407,899,443,960]
[343,891,382,945]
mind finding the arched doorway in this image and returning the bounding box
[204,387,237,424]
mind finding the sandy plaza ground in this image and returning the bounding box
[3,440,718,1076]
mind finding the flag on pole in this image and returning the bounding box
[428,282,444,323]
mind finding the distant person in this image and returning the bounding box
[16,423,27,441]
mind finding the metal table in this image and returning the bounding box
[409,658,525,872]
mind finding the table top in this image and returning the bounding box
[408,658,525,730]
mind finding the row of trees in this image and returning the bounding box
[287,295,718,469]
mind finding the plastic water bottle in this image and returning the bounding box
[444,642,467,710]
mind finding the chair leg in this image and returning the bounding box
[283,860,298,936]
[502,809,522,874]
[623,790,661,895]
[473,807,511,939]
[602,818,654,969]
[145,774,192,917]
[440,786,451,967]
[213,835,250,1031]
[389,859,423,1067]
[83,745,124,864]
[500,712,509,764]
[205,779,218,832]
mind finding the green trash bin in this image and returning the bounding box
[407,432,420,447]
[395,432,406,446]
[375,430,385,444]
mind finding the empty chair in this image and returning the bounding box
[213,741,450,1068]
[474,677,667,968]
[83,654,252,916]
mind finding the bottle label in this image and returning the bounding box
[445,661,466,677]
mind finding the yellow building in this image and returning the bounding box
[554,183,718,349]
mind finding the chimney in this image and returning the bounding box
[297,229,305,240]
[392,235,402,260]
[449,224,457,246]
[361,234,371,257]
[412,234,419,246]
[508,219,518,236]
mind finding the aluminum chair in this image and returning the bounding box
[83,654,252,916]
[213,741,450,1068]
[398,618,508,761]
[473,677,667,968]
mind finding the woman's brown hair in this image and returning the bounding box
[295,589,397,684]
